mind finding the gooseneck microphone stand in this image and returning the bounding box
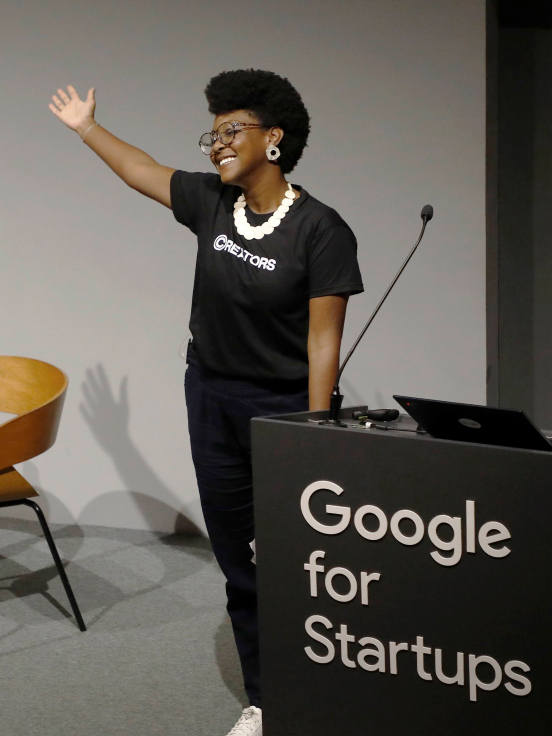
[320,205,434,426]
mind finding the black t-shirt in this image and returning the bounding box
[171,171,364,382]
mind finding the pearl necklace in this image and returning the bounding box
[233,182,296,240]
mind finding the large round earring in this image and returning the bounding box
[266,144,281,162]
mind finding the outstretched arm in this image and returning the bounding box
[49,86,175,208]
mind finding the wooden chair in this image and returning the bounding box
[0,356,86,631]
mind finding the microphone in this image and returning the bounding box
[320,205,434,426]
[421,204,433,221]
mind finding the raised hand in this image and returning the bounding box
[48,85,96,135]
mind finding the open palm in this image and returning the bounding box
[48,85,96,132]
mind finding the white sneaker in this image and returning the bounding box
[226,706,262,736]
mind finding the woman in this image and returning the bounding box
[49,69,364,736]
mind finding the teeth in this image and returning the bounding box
[219,157,236,166]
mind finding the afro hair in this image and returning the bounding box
[204,69,310,174]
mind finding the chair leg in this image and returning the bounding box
[22,500,87,632]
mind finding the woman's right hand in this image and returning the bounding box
[49,85,96,136]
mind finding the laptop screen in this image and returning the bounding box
[393,396,552,452]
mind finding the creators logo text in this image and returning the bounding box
[214,235,276,271]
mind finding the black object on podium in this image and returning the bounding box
[252,408,551,736]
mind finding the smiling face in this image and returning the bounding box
[209,109,281,187]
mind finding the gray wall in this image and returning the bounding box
[1,0,487,532]
[497,29,552,426]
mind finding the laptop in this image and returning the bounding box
[393,395,552,452]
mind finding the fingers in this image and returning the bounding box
[86,367,102,400]
[96,363,110,393]
[79,403,93,426]
[57,87,71,105]
[119,376,129,407]
[81,381,95,410]
[51,93,65,111]
[48,84,95,124]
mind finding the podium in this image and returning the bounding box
[252,409,552,736]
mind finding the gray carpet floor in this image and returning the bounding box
[0,517,247,736]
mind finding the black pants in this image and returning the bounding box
[185,346,309,707]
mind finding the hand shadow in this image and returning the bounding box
[79,364,200,535]
[81,365,130,454]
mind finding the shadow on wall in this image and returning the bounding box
[79,364,201,535]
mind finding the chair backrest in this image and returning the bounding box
[0,357,68,473]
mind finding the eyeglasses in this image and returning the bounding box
[199,121,263,154]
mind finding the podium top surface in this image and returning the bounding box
[252,406,552,457]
